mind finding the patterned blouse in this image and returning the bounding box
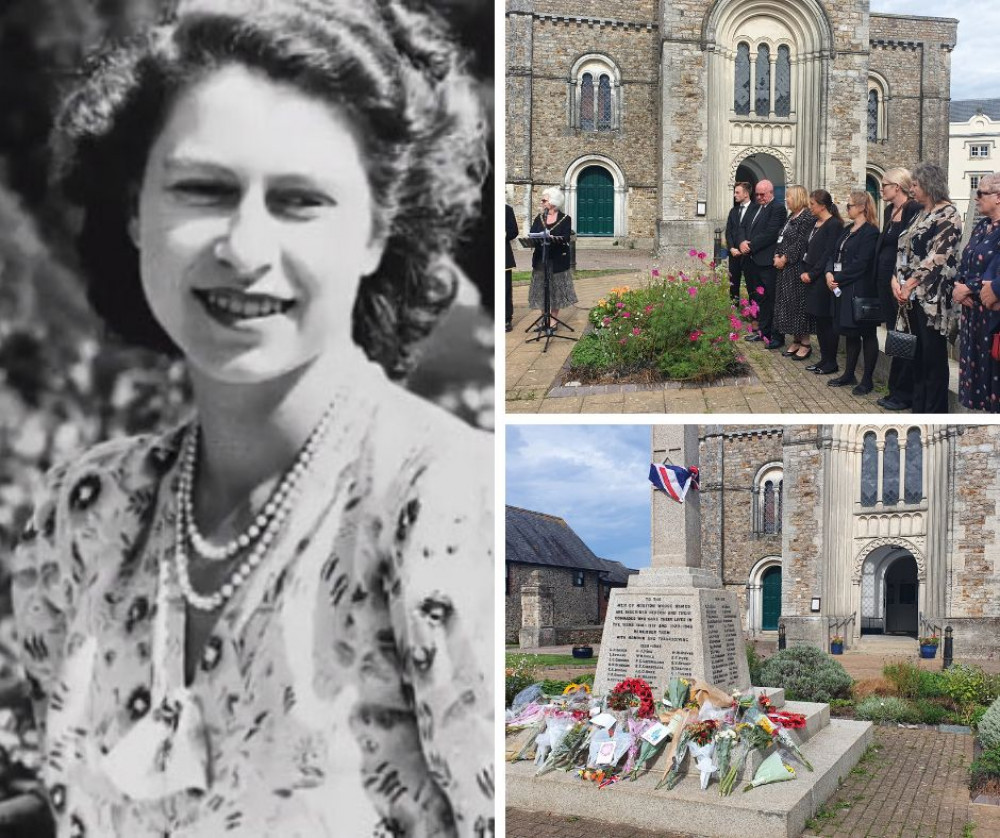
[11,369,494,837]
[896,202,963,335]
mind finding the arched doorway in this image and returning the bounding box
[576,165,614,235]
[884,555,918,636]
[761,565,782,631]
[866,174,881,216]
[736,153,786,206]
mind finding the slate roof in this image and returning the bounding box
[596,557,638,586]
[505,505,609,572]
[950,99,1000,122]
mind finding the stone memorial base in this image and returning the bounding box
[506,689,873,838]
[594,571,750,696]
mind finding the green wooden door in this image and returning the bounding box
[762,566,782,631]
[577,166,614,235]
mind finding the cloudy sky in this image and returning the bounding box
[506,425,654,569]
[872,0,1000,100]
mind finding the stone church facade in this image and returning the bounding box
[699,425,1000,658]
[505,0,958,256]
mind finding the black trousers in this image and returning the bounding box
[746,261,778,339]
[505,269,513,325]
[728,255,744,301]
[910,304,949,413]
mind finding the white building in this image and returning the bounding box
[949,98,1000,221]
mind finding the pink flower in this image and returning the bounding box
[644,305,654,314]
[736,355,745,363]
[689,248,698,257]
[688,287,698,297]
[622,311,631,318]
[619,338,627,345]
[709,260,716,268]
[651,269,660,277]
[697,251,707,260]
[729,332,739,341]
[616,302,625,308]
[756,286,765,295]
[667,274,676,282]
[690,330,702,341]
[632,327,641,336]
[602,317,611,326]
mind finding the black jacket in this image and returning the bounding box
[874,199,921,323]
[742,200,788,266]
[505,204,518,270]
[726,202,753,251]
[529,212,573,272]
[802,216,845,317]
[827,223,879,330]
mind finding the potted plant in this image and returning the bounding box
[919,635,939,659]
[572,644,593,659]
[830,635,844,655]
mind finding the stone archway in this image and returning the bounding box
[858,544,919,636]
[747,555,782,635]
[736,152,787,205]
[564,154,627,237]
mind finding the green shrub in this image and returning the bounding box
[855,696,919,724]
[970,745,1000,788]
[882,662,948,700]
[569,259,753,382]
[505,654,538,707]
[746,644,766,685]
[980,696,1000,750]
[941,664,1000,708]
[912,699,950,725]
[757,645,853,703]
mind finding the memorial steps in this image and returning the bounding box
[506,705,873,838]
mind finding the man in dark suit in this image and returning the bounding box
[505,201,518,331]
[739,179,787,348]
[725,182,753,303]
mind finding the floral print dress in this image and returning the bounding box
[957,216,1000,410]
[11,369,494,837]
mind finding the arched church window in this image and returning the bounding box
[755,44,770,116]
[905,428,922,504]
[571,55,621,132]
[861,432,877,507]
[752,465,782,536]
[598,75,612,130]
[775,46,791,117]
[734,42,751,115]
[883,429,900,505]
[580,73,594,131]
[868,90,879,142]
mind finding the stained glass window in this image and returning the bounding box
[868,89,879,141]
[775,46,791,117]
[597,75,612,129]
[882,430,899,505]
[735,42,751,115]
[580,73,594,130]
[905,428,922,503]
[755,44,770,116]
[861,432,877,507]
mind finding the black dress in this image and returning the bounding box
[802,216,844,319]
[827,223,879,334]
[875,199,921,325]
[528,212,577,310]
[773,209,816,335]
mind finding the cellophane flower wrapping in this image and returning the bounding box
[622,716,656,776]
[663,677,690,711]
[687,740,718,790]
[743,750,796,791]
[776,727,813,771]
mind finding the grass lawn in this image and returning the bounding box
[505,652,597,668]
[511,269,633,284]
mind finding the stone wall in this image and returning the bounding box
[505,562,605,643]
[869,14,957,174]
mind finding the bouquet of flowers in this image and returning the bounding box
[743,750,796,791]
[662,677,691,711]
[719,722,771,796]
[536,719,590,776]
[685,720,719,790]
[621,716,657,776]
[655,710,696,791]
[715,728,738,787]
[775,727,813,772]
[607,677,657,719]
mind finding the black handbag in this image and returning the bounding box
[884,302,917,361]
[852,296,883,323]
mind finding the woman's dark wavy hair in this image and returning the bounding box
[52,1,488,379]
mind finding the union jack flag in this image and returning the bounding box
[648,463,700,504]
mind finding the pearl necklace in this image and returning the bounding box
[172,404,336,612]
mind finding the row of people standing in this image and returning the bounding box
[727,163,1000,412]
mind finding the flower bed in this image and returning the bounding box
[569,253,757,383]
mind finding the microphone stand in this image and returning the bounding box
[523,223,576,352]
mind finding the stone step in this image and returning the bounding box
[507,718,874,838]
